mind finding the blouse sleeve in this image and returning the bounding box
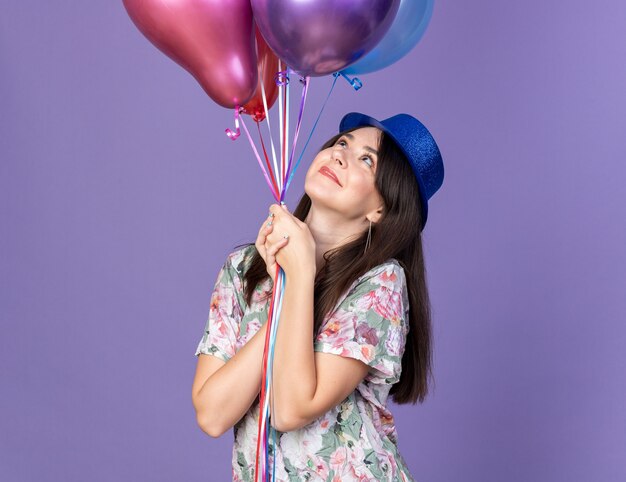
[194,252,245,362]
[313,262,409,385]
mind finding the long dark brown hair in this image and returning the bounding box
[235,127,433,404]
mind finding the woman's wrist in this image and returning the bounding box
[285,263,316,284]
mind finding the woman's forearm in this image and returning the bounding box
[271,270,317,430]
[197,269,317,435]
[195,321,268,436]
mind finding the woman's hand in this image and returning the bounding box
[256,203,316,282]
[255,208,288,284]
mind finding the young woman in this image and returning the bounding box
[192,112,444,481]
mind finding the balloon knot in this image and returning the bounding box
[274,70,290,86]
[338,72,362,90]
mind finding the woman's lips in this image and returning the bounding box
[319,166,341,186]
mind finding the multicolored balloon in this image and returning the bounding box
[123,0,258,108]
[250,0,401,77]
[341,0,434,75]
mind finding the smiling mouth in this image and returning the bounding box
[319,167,341,186]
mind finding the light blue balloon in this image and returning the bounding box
[341,0,434,75]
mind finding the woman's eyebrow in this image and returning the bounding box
[342,133,379,156]
[363,146,379,156]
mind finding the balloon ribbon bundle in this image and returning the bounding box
[228,64,339,482]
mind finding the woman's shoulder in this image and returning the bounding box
[353,258,407,291]
[332,258,409,321]
[360,258,406,279]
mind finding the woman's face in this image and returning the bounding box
[304,126,384,221]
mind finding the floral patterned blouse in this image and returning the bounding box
[195,244,415,481]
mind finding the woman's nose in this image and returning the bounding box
[332,148,345,166]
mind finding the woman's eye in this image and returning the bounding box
[362,156,373,167]
[337,139,347,147]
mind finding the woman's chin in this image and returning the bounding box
[305,183,336,206]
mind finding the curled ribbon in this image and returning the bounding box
[336,71,363,90]
[274,70,290,86]
[225,106,242,140]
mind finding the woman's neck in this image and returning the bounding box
[304,205,367,274]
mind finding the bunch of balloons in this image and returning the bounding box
[123,1,434,480]
[123,0,433,123]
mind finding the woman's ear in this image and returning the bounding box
[368,205,384,224]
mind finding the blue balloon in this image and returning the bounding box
[341,0,434,75]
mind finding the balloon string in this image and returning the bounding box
[239,116,279,201]
[285,73,339,192]
[277,60,284,194]
[271,424,277,482]
[281,70,288,190]
[259,66,281,194]
[256,122,280,198]
[274,68,291,192]
[281,76,289,189]
[284,74,290,189]
[262,273,278,481]
[271,268,285,482]
[265,266,284,482]
[281,75,310,202]
[255,264,284,482]
[287,76,309,184]
[255,271,278,481]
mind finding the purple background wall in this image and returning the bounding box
[2,1,625,481]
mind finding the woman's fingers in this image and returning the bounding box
[264,236,289,278]
[255,223,273,261]
[258,206,291,278]
[267,236,288,256]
